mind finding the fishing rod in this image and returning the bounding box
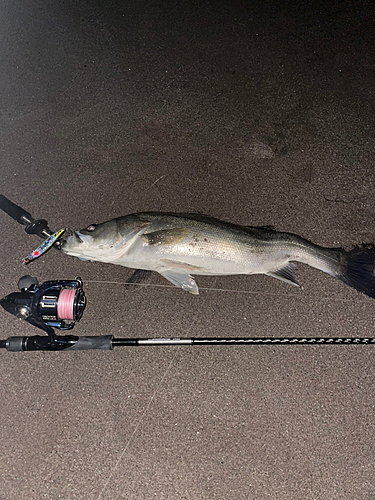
[0,195,374,352]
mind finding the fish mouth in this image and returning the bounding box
[57,229,85,251]
[71,230,84,243]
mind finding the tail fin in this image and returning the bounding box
[336,245,375,299]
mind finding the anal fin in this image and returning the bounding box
[159,270,199,295]
[266,263,299,287]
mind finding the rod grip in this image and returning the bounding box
[2,335,113,351]
[0,195,33,224]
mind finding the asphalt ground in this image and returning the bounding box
[1,0,374,499]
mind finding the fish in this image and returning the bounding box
[59,212,375,298]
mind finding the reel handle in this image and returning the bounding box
[0,195,52,238]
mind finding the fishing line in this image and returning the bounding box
[84,279,302,296]
[83,279,362,302]
[57,288,77,321]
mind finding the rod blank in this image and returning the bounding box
[112,337,375,346]
[1,336,374,351]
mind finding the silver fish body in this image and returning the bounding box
[60,212,375,298]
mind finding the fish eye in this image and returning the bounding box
[86,225,96,232]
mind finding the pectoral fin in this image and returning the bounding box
[142,228,190,246]
[159,270,199,294]
[266,263,300,287]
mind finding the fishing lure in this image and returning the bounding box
[24,228,66,265]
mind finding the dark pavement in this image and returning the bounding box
[1,1,374,498]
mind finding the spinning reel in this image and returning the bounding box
[2,275,86,329]
[0,276,113,351]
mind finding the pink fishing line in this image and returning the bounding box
[57,288,76,320]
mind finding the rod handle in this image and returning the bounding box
[0,195,33,225]
[1,335,113,351]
